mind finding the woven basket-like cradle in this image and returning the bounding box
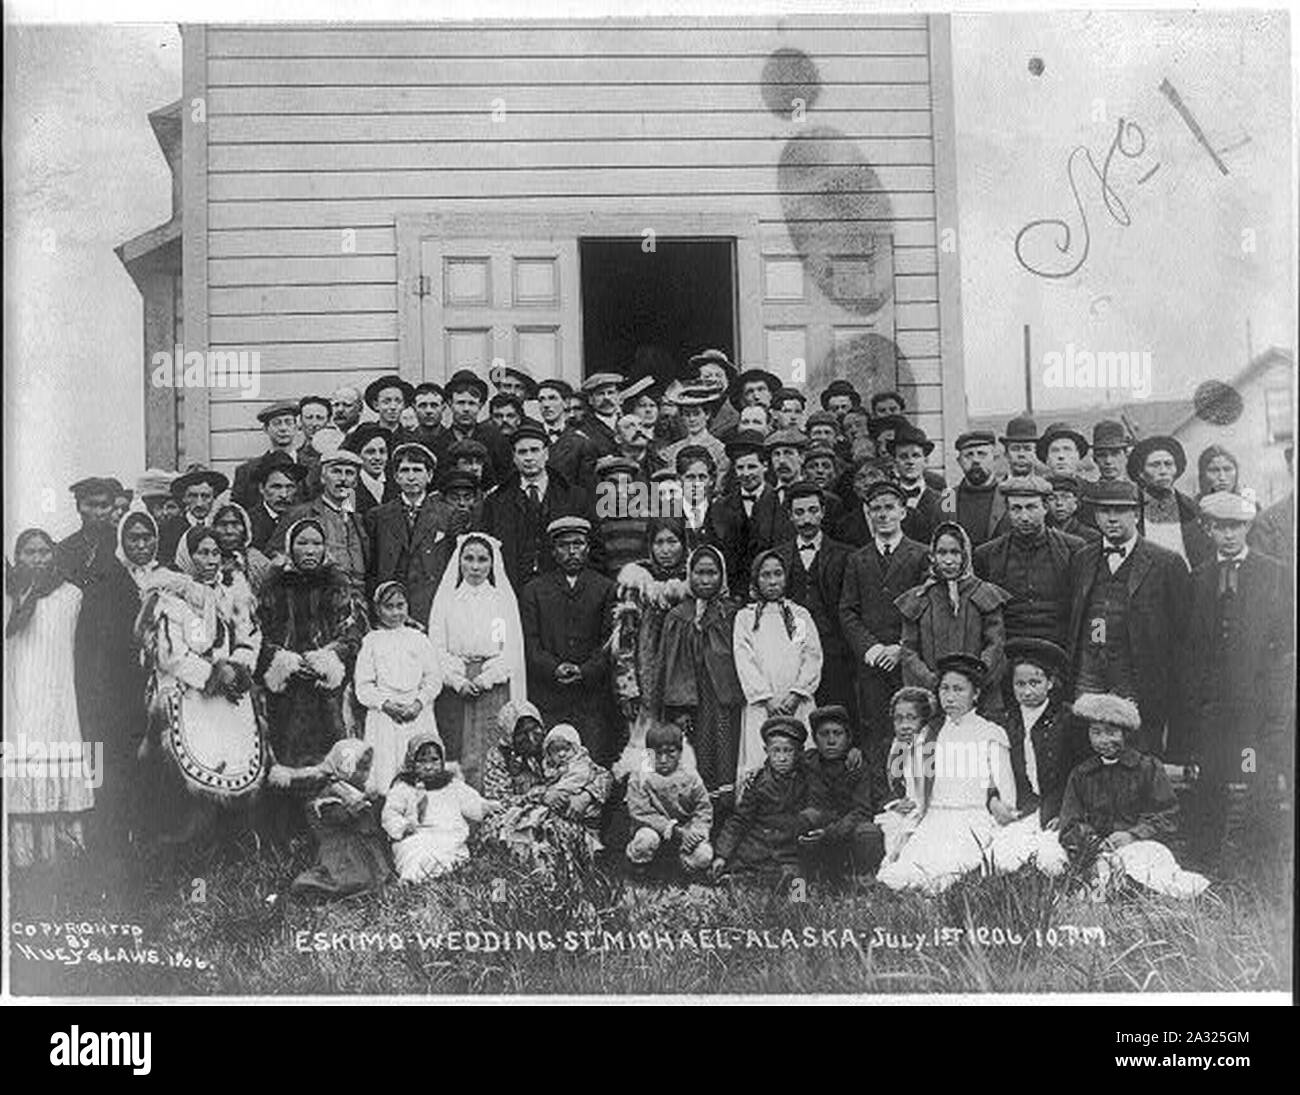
[159,687,267,806]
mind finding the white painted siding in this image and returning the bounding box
[192,19,950,475]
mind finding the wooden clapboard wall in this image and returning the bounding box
[183,18,964,477]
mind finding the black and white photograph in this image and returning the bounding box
[3,0,1294,1006]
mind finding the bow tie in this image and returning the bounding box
[799,542,817,554]
[1102,544,1127,557]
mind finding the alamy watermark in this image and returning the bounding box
[1041,344,1151,399]
[151,345,261,399]
[2,738,104,788]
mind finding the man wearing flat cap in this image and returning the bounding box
[56,477,124,582]
[1185,491,1294,865]
[942,430,1005,548]
[575,372,626,460]
[231,400,311,511]
[364,441,455,625]
[711,429,795,585]
[1064,479,1192,758]
[1127,434,1212,569]
[519,516,618,761]
[973,475,1084,650]
[430,369,513,491]
[483,420,594,590]
[272,449,370,591]
[765,428,808,509]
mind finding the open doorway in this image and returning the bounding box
[579,238,736,385]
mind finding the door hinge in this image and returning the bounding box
[415,274,432,298]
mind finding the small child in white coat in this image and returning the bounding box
[382,733,501,882]
[354,582,443,792]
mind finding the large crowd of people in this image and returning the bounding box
[5,351,1294,899]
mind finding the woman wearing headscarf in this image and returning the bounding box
[480,699,548,806]
[5,529,94,866]
[427,532,525,791]
[267,738,393,899]
[656,544,745,792]
[116,508,162,590]
[353,580,443,792]
[209,500,272,595]
[256,518,369,771]
[732,548,824,782]
[895,521,1010,703]
[135,525,264,847]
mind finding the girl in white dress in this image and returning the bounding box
[4,529,94,866]
[427,533,526,791]
[878,653,1017,894]
[382,732,501,882]
[732,549,823,783]
[354,581,443,792]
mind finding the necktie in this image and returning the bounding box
[878,542,892,559]
[405,504,419,532]
[528,484,541,510]
[1218,558,1240,596]
[742,494,756,518]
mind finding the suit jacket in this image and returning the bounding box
[480,470,593,591]
[248,500,284,554]
[519,567,616,715]
[547,426,599,495]
[1065,537,1192,758]
[575,415,620,460]
[837,537,930,664]
[711,485,795,593]
[353,474,400,519]
[900,485,943,545]
[774,535,852,662]
[363,494,455,627]
[832,500,872,548]
[942,480,1007,547]
[1187,551,1294,771]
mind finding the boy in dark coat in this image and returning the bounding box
[712,716,810,879]
[519,517,618,763]
[797,706,884,881]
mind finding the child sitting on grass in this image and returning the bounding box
[625,722,714,875]
[489,724,613,869]
[711,715,809,881]
[382,733,501,883]
[1059,693,1208,899]
[797,705,884,883]
[875,686,935,865]
[267,738,393,900]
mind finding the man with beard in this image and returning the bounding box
[1065,480,1191,758]
[519,517,618,761]
[1127,435,1212,569]
[482,421,592,590]
[942,430,1004,548]
[249,452,309,553]
[773,482,857,726]
[973,475,1083,650]
[431,369,512,489]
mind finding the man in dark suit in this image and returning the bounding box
[519,517,618,762]
[1047,473,1102,543]
[394,381,447,454]
[248,451,308,554]
[973,475,1083,649]
[231,401,310,511]
[364,442,454,627]
[675,443,727,560]
[431,369,513,490]
[481,421,592,591]
[831,456,895,548]
[537,378,599,494]
[838,481,930,775]
[1065,480,1192,758]
[711,429,795,590]
[157,468,229,566]
[774,482,857,725]
[891,421,943,545]
[1186,492,1294,864]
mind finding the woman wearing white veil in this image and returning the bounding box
[427,532,526,791]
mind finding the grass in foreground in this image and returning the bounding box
[9,832,1291,996]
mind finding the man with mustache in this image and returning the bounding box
[941,430,1004,548]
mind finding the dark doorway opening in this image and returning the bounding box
[579,238,736,385]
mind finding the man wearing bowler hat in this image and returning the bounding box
[889,420,943,544]
[1065,479,1192,758]
[1037,421,1089,479]
[431,369,513,490]
[712,428,795,585]
[232,400,311,511]
[1127,434,1212,568]
[158,467,230,565]
[730,366,782,410]
[973,475,1084,650]
[1185,491,1294,864]
[364,374,416,434]
[1000,415,1040,479]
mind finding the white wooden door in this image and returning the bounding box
[405,218,582,388]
